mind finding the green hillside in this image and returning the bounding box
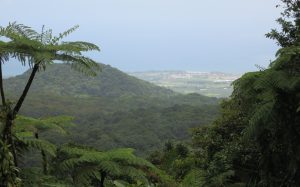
[5,63,175,98]
[4,63,219,155]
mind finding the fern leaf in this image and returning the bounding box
[22,138,56,157]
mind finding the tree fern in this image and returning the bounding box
[54,145,166,187]
[243,101,275,140]
[20,138,56,157]
[14,115,75,136]
[0,22,101,174]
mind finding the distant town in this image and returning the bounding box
[129,71,241,97]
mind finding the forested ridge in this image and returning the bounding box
[4,64,219,155]
[5,63,176,98]
[0,0,300,186]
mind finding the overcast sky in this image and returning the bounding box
[1,0,281,75]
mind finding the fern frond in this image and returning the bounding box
[120,165,147,182]
[55,54,100,76]
[243,101,275,140]
[56,145,158,186]
[73,165,100,186]
[22,138,56,157]
[97,160,121,175]
[60,41,100,52]
[14,115,75,135]
[59,158,82,171]
[51,25,79,44]
[7,22,40,39]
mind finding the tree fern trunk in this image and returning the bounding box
[41,150,48,175]
[13,63,39,115]
[0,60,6,105]
[99,172,106,187]
[2,111,18,167]
[2,63,39,167]
[34,132,48,175]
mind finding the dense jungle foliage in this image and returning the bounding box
[1,0,300,186]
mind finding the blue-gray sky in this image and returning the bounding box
[1,0,281,75]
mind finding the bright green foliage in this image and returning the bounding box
[11,115,75,186]
[21,138,56,157]
[14,115,75,160]
[54,144,174,187]
[5,114,175,187]
[14,115,75,137]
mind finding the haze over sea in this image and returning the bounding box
[1,0,280,76]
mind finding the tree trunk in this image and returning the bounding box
[2,111,18,167]
[1,63,40,167]
[13,64,39,115]
[0,60,6,105]
[34,132,48,175]
[41,150,48,175]
[99,172,106,187]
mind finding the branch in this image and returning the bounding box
[0,59,6,105]
[13,63,39,116]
